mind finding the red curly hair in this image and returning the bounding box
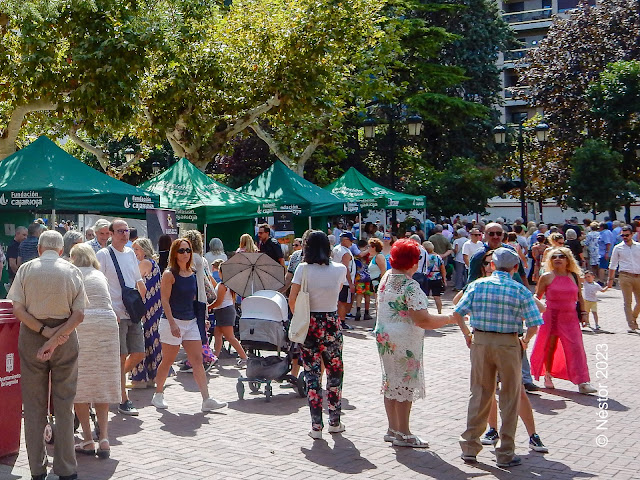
[389,238,421,270]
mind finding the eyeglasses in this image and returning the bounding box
[177,248,192,254]
[471,233,482,236]
[293,244,301,247]
[486,231,502,237]
[115,229,129,235]
[622,233,632,238]
[551,254,566,259]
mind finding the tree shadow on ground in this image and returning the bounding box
[300,434,376,474]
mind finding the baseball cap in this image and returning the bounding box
[340,231,356,242]
[492,247,520,270]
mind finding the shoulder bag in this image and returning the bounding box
[288,264,311,343]
[109,246,146,323]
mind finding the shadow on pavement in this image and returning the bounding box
[393,448,477,480]
[300,434,376,474]
[157,410,215,436]
[227,394,306,415]
[531,389,628,412]
[468,453,597,480]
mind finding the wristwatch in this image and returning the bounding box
[38,324,46,336]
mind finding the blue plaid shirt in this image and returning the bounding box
[454,270,543,334]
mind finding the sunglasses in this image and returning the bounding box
[472,233,482,236]
[487,231,503,237]
[115,229,129,235]
[622,233,631,238]
[177,248,192,254]
[551,254,566,259]
[293,244,301,247]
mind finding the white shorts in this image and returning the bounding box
[158,317,201,345]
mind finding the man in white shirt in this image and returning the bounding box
[462,228,485,269]
[332,232,356,330]
[96,219,147,416]
[452,228,469,290]
[607,225,640,333]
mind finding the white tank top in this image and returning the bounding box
[213,284,234,310]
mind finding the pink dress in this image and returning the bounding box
[530,274,590,385]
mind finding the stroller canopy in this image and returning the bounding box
[241,290,288,322]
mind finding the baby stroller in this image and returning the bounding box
[235,290,305,402]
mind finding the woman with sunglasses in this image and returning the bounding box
[151,238,228,411]
[530,247,597,394]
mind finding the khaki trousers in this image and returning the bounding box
[18,321,79,477]
[460,331,522,464]
[618,273,640,330]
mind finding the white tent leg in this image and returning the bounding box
[308,216,312,230]
[51,209,56,229]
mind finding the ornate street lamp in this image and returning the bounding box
[152,161,161,174]
[493,125,507,145]
[363,117,376,139]
[635,144,640,159]
[123,147,136,163]
[406,115,423,136]
[535,122,550,143]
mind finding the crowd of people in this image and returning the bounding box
[4,212,639,478]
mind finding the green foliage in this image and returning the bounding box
[566,139,636,214]
[587,60,640,179]
[407,157,497,216]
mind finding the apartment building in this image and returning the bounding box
[496,0,593,124]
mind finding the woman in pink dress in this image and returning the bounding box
[530,247,597,394]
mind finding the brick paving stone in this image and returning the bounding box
[2,286,640,479]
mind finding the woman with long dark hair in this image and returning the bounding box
[151,238,227,412]
[289,231,347,440]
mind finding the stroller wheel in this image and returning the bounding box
[236,380,245,400]
[297,372,307,398]
[265,384,272,403]
[248,381,261,393]
[44,417,55,444]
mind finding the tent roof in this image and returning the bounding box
[324,167,425,210]
[0,136,158,214]
[139,158,278,223]
[237,161,354,216]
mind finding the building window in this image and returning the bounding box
[505,1,525,12]
[511,112,528,124]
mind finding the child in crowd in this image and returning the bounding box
[583,270,608,330]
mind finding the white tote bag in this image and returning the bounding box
[288,264,311,343]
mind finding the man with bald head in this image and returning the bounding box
[8,230,87,480]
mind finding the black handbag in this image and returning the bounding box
[109,246,146,323]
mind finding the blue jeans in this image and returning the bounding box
[454,261,467,290]
[522,351,533,384]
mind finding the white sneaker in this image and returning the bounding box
[328,422,346,434]
[151,392,168,409]
[202,397,227,412]
[579,382,597,394]
[308,429,323,440]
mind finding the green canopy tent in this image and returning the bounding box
[237,161,356,232]
[0,136,159,218]
[139,158,280,244]
[324,167,426,236]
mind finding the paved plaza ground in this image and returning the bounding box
[1,284,639,480]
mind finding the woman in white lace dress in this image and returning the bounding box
[375,239,455,448]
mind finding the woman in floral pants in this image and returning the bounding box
[289,231,348,440]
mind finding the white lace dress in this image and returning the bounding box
[374,272,429,402]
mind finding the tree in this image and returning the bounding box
[0,0,157,161]
[407,157,498,217]
[518,0,640,161]
[138,0,390,170]
[566,139,636,216]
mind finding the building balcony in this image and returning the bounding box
[503,8,553,30]
[503,47,534,62]
[503,86,531,101]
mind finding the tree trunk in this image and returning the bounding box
[0,100,58,160]
[608,208,617,221]
[625,203,631,224]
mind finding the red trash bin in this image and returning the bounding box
[0,300,22,458]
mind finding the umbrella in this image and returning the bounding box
[221,252,285,297]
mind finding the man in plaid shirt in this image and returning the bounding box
[453,247,543,468]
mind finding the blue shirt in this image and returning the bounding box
[454,271,543,334]
[598,229,613,256]
[18,236,39,264]
[467,243,526,284]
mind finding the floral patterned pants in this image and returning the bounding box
[300,312,344,431]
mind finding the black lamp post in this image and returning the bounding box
[494,120,550,223]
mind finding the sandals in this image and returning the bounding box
[97,439,110,459]
[392,432,429,448]
[384,429,398,443]
[75,440,96,455]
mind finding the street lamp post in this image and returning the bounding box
[493,120,549,223]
